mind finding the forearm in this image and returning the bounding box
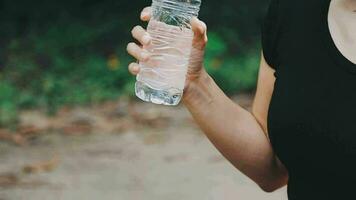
[183,70,287,191]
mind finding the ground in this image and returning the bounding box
[0,95,287,200]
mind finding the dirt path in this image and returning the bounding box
[0,95,287,200]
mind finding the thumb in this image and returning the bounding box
[191,17,208,50]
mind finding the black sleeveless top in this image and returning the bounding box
[262,0,356,199]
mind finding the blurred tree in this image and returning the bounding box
[0,0,270,126]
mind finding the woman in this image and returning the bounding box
[127,0,356,199]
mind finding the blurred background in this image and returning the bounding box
[0,0,287,199]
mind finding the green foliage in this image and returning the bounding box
[0,82,19,127]
[204,33,259,94]
[0,0,269,127]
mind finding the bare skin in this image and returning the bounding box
[329,0,356,64]
[127,0,356,192]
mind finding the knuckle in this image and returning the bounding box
[126,43,131,51]
[131,25,141,34]
[201,22,207,31]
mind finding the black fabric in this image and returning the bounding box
[262,0,356,199]
[261,0,282,69]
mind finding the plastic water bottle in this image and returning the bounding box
[135,0,202,106]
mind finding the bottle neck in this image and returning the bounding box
[152,0,201,17]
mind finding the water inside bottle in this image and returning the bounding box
[136,20,194,106]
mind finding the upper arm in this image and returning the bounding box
[252,53,276,135]
[254,0,282,133]
[252,53,289,189]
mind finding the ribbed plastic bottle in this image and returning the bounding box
[135,0,202,106]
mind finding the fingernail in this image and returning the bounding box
[133,65,140,73]
[141,12,148,18]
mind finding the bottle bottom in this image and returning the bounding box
[135,81,183,106]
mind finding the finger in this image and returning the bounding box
[131,25,151,45]
[140,7,152,21]
[126,42,150,61]
[191,17,207,39]
[191,17,208,49]
[128,63,140,75]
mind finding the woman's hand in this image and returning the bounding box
[126,7,208,89]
